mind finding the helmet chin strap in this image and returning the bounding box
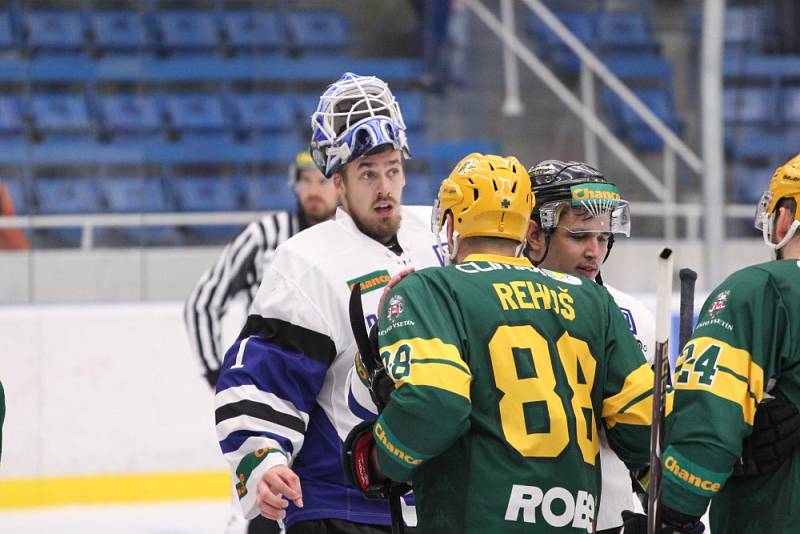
[447,232,461,265]
[763,215,800,259]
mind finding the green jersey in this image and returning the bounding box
[663,259,800,533]
[373,254,652,533]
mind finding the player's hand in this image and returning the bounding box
[257,465,303,520]
[734,396,800,477]
[377,267,415,313]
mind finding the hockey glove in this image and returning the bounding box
[734,396,800,477]
[342,420,411,499]
[621,507,704,534]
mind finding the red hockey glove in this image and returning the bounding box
[342,420,411,500]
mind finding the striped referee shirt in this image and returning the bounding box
[184,210,309,387]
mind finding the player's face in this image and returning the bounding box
[296,168,337,225]
[334,148,405,243]
[537,208,611,280]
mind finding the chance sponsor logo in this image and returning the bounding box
[570,183,621,202]
[505,484,594,532]
[374,422,422,465]
[663,454,721,494]
[346,270,392,294]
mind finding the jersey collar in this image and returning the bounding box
[462,254,533,267]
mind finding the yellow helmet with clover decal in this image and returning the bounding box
[755,153,800,253]
[432,153,533,256]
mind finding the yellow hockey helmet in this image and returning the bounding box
[755,153,800,251]
[432,153,533,244]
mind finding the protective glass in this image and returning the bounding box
[538,199,631,237]
[754,189,773,231]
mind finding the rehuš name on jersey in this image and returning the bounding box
[505,484,594,532]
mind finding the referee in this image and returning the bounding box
[183,150,337,534]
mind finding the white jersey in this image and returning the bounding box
[597,284,655,530]
[213,206,444,528]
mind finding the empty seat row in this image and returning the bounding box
[602,88,682,151]
[3,171,442,246]
[0,10,350,56]
[527,10,662,74]
[0,91,426,138]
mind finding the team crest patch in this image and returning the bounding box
[386,295,405,323]
[346,270,391,294]
[708,290,730,317]
[457,158,478,176]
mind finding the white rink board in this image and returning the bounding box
[0,302,226,480]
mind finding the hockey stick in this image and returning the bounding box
[678,268,698,352]
[347,284,405,534]
[648,248,673,534]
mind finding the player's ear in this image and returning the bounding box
[446,212,455,250]
[527,220,545,255]
[775,205,794,241]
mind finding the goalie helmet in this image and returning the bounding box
[432,153,533,257]
[755,153,800,253]
[310,72,409,178]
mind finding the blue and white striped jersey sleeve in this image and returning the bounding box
[214,258,336,520]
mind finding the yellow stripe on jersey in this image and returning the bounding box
[381,337,473,400]
[602,363,675,428]
[602,363,654,427]
[674,336,764,425]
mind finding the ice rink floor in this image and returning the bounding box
[0,500,233,534]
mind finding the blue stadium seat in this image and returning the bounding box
[724,6,770,57]
[231,93,294,134]
[35,177,100,246]
[605,54,672,87]
[157,11,219,54]
[0,13,16,50]
[293,93,322,122]
[782,88,800,125]
[604,88,682,150]
[35,177,99,213]
[172,176,241,211]
[0,96,25,136]
[172,175,244,242]
[723,87,777,126]
[429,139,501,177]
[731,163,774,204]
[395,92,425,131]
[31,93,92,134]
[527,11,598,74]
[223,11,282,52]
[243,175,295,211]
[403,174,436,207]
[95,176,180,245]
[100,93,162,136]
[25,11,85,54]
[98,176,171,213]
[90,11,147,54]
[728,127,799,162]
[539,0,606,11]
[596,12,660,55]
[286,11,349,53]
[165,93,226,134]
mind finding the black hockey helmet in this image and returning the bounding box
[526,160,630,269]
